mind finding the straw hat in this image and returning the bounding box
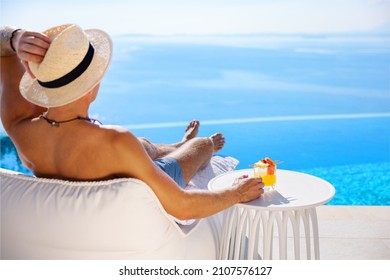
[19,24,112,108]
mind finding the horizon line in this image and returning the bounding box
[122,112,390,130]
[113,31,390,37]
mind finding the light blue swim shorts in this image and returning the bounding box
[153,157,186,189]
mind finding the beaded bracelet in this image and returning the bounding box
[10,28,21,52]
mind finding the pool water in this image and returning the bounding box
[1,34,389,205]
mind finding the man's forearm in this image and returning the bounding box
[0,26,45,134]
[173,188,241,220]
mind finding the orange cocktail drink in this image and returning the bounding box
[253,157,277,188]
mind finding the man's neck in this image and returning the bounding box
[45,103,90,121]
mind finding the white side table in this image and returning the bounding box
[208,169,335,260]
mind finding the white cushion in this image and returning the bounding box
[187,156,239,190]
[0,156,237,259]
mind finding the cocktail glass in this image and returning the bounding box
[253,165,277,190]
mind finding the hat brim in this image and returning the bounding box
[19,29,112,108]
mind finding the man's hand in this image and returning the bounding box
[12,30,51,78]
[232,175,264,203]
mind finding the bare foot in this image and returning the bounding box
[209,133,225,154]
[182,120,200,142]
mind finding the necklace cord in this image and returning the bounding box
[39,114,101,127]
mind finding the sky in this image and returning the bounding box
[1,0,389,35]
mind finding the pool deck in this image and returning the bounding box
[279,205,390,260]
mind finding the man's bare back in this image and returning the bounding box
[0,24,264,220]
[13,113,129,181]
[18,111,223,182]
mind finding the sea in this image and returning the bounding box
[1,33,389,205]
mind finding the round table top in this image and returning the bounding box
[208,169,336,211]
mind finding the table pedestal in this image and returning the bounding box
[219,205,320,260]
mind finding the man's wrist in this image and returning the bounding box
[10,28,21,52]
[224,188,242,205]
[1,26,19,56]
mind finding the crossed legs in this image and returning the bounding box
[139,120,225,185]
[138,120,200,160]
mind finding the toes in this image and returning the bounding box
[186,120,199,131]
[211,133,225,143]
[182,120,200,141]
[192,120,199,128]
[209,133,225,153]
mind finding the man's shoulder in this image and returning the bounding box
[99,125,135,138]
[98,125,139,148]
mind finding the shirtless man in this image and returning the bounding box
[0,24,264,220]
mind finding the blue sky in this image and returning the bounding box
[1,0,389,35]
